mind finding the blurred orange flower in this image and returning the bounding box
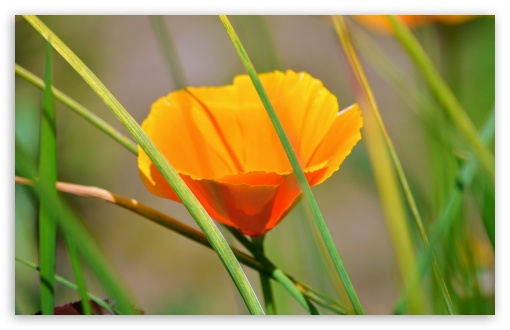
[352,15,476,34]
[138,70,363,236]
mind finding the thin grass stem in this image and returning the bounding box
[219,14,364,315]
[15,257,119,314]
[15,64,138,156]
[24,15,263,315]
[38,43,57,314]
[65,239,92,315]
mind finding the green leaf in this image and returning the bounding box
[38,42,57,315]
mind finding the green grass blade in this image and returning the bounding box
[23,15,263,315]
[15,257,119,314]
[387,15,495,181]
[15,64,138,156]
[394,109,495,313]
[148,16,188,89]
[65,239,92,315]
[16,141,137,315]
[219,14,364,315]
[333,16,455,314]
[38,42,57,315]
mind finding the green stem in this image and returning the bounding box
[15,64,138,156]
[24,15,263,315]
[219,14,364,315]
[65,239,92,315]
[387,15,495,182]
[16,257,119,314]
[38,43,57,314]
[252,235,277,315]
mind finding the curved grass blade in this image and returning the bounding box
[394,109,495,314]
[38,43,57,314]
[148,16,187,89]
[15,64,138,156]
[23,15,263,315]
[16,257,119,314]
[333,15,454,314]
[65,239,92,315]
[16,141,137,314]
[386,15,495,182]
[219,14,364,315]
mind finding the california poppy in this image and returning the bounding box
[352,15,476,34]
[138,70,363,236]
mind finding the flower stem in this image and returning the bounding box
[24,15,264,315]
[252,235,277,315]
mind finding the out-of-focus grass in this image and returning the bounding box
[15,15,495,315]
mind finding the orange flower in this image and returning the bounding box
[352,15,476,34]
[138,70,363,236]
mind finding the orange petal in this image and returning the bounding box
[305,104,363,186]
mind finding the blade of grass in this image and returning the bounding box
[16,141,137,314]
[65,239,92,315]
[360,98,428,314]
[15,64,138,156]
[346,20,430,314]
[23,15,263,315]
[386,15,495,181]
[38,42,57,314]
[148,16,187,89]
[333,15,454,314]
[15,257,119,314]
[219,14,364,315]
[394,109,495,314]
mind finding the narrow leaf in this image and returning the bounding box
[23,15,263,315]
[219,14,364,315]
[15,64,138,155]
[38,42,57,314]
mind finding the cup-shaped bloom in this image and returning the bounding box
[138,70,363,236]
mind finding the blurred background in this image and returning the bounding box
[15,15,495,314]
